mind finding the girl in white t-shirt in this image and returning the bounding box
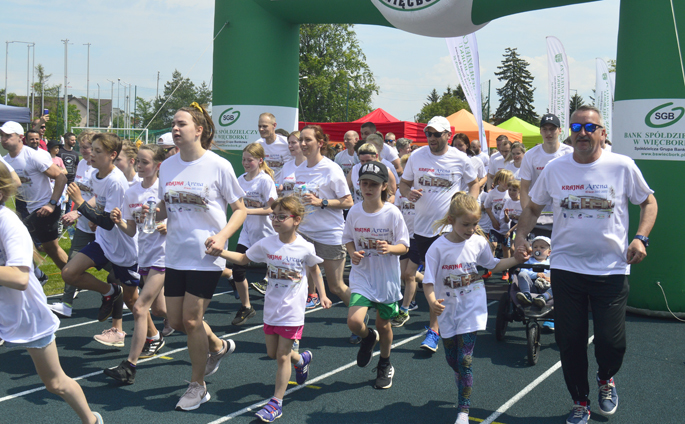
[503,142,525,180]
[277,131,304,198]
[104,143,169,384]
[484,169,514,267]
[152,103,247,411]
[343,161,409,389]
[0,163,104,424]
[231,142,278,326]
[115,140,141,187]
[220,196,331,422]
[346,143,397,205]
[424,193,528,424]
[501,179,523,258]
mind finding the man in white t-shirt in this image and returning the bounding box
[384,132,400,156]
[360,122,402,175]
[157,132,179,158]
[1,121,69,270]
[399,116,478,354]
[255,112,292,180]
[396,138,412,158]
[515,106,657,422]
[487,135,511,189]
[520,113,573,212]
[334,130,359,176]
[471,139,489,175]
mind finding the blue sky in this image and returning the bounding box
[2,0,619,122]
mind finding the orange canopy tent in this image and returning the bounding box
[445,109,522,148]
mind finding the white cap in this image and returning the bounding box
[531,236,551,247]
[425,116,451,133]
[157,132,174,147]
[0,121,24,136]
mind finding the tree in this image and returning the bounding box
[569,93,585,117]
[493,48,537,125]
[414,85,469,123]
[142,70,212,130]
[299,24,378,122]
[44,104,81,139]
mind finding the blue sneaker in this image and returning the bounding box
[255,398,282,422]
[305,294,320,309]
[597,375,618,416]
[566,401,590,424]
[295,350,312,385]
[420,327,440,352]
[543,321,555,331]
[407,300,418,311]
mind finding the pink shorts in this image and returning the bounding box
[263,324,304,340]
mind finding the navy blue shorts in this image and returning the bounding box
[400,237,421,265]
[489,229,511,248]
[79,241,140,286]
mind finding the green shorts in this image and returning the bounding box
[349,293,399,320]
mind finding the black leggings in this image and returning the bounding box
[232,244,249,282]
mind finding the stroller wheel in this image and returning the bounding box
[526,322,541,365]
[495,291,510,341]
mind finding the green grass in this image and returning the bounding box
[6,196,110,296]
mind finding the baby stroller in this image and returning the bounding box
[495,263,553,365]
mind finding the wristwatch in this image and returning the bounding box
[321,199,329,209]
[49,199,58,207]
[634,235,649,247]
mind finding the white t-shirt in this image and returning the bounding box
[123,180,166,269]
[349,159,398,204]
[246,234,323,326]
[394,188,415,238]
[503,161,522,180]
[380,145,400,164]
[334,150,359,176]
[519,143,573,212]
[0,156,15,173]
[342,203,409,304]
[277,159,299,198]
[423,234,499,338]
[237,171,277,248]
[257,135,293,181]
[461,156,486,191]
[91,167,138,267]
[500,198,522,232]
[477,190,493,234]
[476,151,489,174]
[159,151,245,271]
[74,159,97,234]
[0,206,59,343]
[4,146,53,213]
[401,146,477,238]
[530,150,654,275]
[294,157,350,245]
[483,187,510,235]
[488,152,506,177]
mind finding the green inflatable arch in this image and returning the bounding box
[213,0,685,314]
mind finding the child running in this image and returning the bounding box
[424,193,528,424]
[103,143,169,384]
[0,162,104,424]
[343,161,409,389]
[484,169,514,278]
[231,142,278,325]
[219,196,331,422]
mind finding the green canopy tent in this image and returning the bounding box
[497,117,543,149]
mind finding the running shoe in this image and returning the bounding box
[255,398,282,422]
[162,318,175,337]
[349,313,369,344]
[455,412,469,424]
[373,362,394,389]
[231,306,256,326]
[49,302,73,318]
[250,279,268,295]
[175,381,210,411]
[357,328,379,368]
[391,310,410,328]
[566,401,590,424]
[420,327,440,352]
[305,294,320,309]
[139,336,165,359]
[294,350,312,385]
[501,271,510,281]
[597,375,618,416]
[407,300,418,311]
[93,412,103,424]
[94,328,126,347]
[205,339,236,377]
[533,296,547,309]
[516,292,533,306]
[481,271,492,279]
[543,321,555,332]
[103,360,136,385]
[98,284,122,322]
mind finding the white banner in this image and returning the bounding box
[446,33,485,145]
[211,105,298,151]
[546,36,569,141]
[613,98,685,161]
[596,58,613,141]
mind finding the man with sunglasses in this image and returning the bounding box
[515,106,657,424]
[31,118,49,151]
[157,132,179,158]
[400,116,478,353]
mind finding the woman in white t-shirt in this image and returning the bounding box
[220,196,331,422]
[115,140,142,187]
[451,133,487,190]
[0,163,104,424]
[346,143,397,205]
[503,142,526,180]
[153,103,247,411]
[277,131,304,198]
[295,125,353,313]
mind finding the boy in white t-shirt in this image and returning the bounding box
[483,169,513,271]
[501,179,523,261]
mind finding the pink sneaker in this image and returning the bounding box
[94,327,126,347]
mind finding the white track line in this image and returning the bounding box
[204,300,498,424]
[481,335,595,424]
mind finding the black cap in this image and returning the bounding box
[47,140,61,150]
[358,161,388,184]
[540,114,561,128]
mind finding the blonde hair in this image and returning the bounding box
[507,179,521,190]
[357,143,378,157]
[120,140,139,162]
[243,142,275,181]
[77,130,96,146]
[0,162,17,205]
[92,133,122,158]
[271,196,305,222]
[493,169,514,187]
[505,142,526,162]
[433,192,481,233]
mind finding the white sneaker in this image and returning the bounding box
[161,318,175,337]
[455,411,469,424]
[49,302,73,318]
[205,339,236,377]
[175,381,210,411]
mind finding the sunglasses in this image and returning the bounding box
[424,131,446,138]
[385,139,394,143]
[570,123,603,133]
[269,213,295,222]
[40,126,46,129]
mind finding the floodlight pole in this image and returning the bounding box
[4,41,8,105]
[106,79,115,128]
[62,39,69,133]
[97,83,100,127]
[85,43,91,127]
[30,43,35,118]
